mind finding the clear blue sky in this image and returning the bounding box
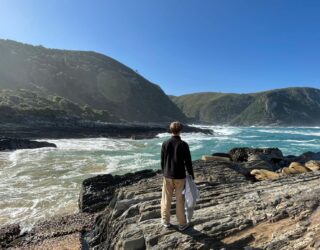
[1,0,320,95]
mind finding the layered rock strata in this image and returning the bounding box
[87,160,320,250]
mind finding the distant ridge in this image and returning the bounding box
[171,87,320,126]
[0,39,186,123]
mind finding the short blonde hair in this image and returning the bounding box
[170,121,183,134]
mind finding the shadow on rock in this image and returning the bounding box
[179,226,263,250]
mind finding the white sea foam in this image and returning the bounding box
[156,133,170,138]
[1,127,320,231]
[189,124,240,136]
[257,129,320,137]
[47,138,135,152]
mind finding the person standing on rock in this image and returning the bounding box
[160,121,194,231]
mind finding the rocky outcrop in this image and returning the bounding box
[86,160,320,249]
[0,138,56,151]
[207,148,320,174]
[79,170,158,213]
[250,160,320,181]
[0,123,212,140]
[228,147,283,162]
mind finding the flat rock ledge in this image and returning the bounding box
[85,160,320,250]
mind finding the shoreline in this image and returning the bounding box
[0,123,213,140]
[1,147,320,249]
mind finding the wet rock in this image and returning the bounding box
[0,224,20,249]
[0,138,56,151]
[5,213,95,249]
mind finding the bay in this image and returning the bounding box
[0,126,320,231]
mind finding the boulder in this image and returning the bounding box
[305,160,320,171]
[288,162,311,173]
[296,151,320,163]
[277,156,297,168]
[281,167,297,175]
[250,169,280,180]
[229,147,283,162]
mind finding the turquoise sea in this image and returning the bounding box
[0,126,320,231]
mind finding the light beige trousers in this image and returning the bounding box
[160,177,187,225]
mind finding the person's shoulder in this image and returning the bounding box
[162,138,171,146]
[180,140,189,147]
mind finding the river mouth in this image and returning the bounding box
[1,126,320,231]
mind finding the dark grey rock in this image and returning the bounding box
[79,169,158,213]
[295,151,320,163]
[0,138,56,151]
[0,123,212,140]
[229,147,283,162]
[0,224,20,249]
[211,153,231,159]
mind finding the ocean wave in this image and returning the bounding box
[2,127,320,231]
[48,138,135,152]
[257,129,320,137]
[189,124,241,136]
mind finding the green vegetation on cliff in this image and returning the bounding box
[171,87,320,126]
[0,89,119,124]
[0,39,185,123]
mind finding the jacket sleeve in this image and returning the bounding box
[161,143,165,173]
[184,142,194,179]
